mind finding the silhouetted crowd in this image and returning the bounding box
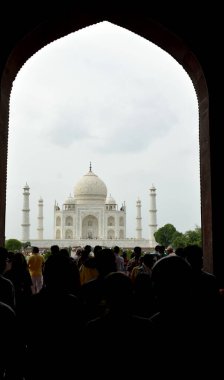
[0,244,223,379]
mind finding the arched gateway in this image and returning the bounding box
[0,8,216,277]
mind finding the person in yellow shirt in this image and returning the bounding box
[28,246,44,294]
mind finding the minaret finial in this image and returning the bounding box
[89,162,92,172]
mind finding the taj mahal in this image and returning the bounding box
[21,164,158,249]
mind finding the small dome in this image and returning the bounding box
[74,168,107,203]
[64,194,75,204]
[105,194,116,205]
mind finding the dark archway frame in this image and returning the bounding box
[0,13,211,271]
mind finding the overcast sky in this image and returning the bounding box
[5,21,200,241]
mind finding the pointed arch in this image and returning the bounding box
[0,11,210,271]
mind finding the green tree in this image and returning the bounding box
[22,241,31,249]
[184,226,202,246]
[154,224,177,247]
[171,231,187,249]
[155,224,202,250]
[5,239,22,252]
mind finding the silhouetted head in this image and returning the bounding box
[104,272,133,312]
[113,246,120,254]
[143,253,156,269]
[184,245,203,271]
[175,247,186,259]
[151,255,193,309]
[43,254,80,292]
[11,252,27,270]
[84,245,92,253]
[51,245,60,255]
[60,248,69,258]
[134,246,142,258]
[93,245,102,256]
[95,248,117,276]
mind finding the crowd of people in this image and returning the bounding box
[0,243,223,378]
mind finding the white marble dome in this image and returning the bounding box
[64,194,75,204]
[105,194,116,204]
[74,168,107,203]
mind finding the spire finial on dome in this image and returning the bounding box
[89,162,92,172]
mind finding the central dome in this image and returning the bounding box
[74,168,107,203]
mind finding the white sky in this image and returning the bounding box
[5,21,200,240]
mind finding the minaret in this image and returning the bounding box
[37,197,44,240]
[21,183,30,241]
[149,184,157,246]
[136,198,142,239]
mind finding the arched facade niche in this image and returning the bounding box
[65,216,73,226]
[82,215,98,239]
[56,229,61,239]
[119,230,124,239]
[56,216,61,226]
[65,229,73,239]
[119,217,124,227]
[108,216,115,227]
[107,229,115,239]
